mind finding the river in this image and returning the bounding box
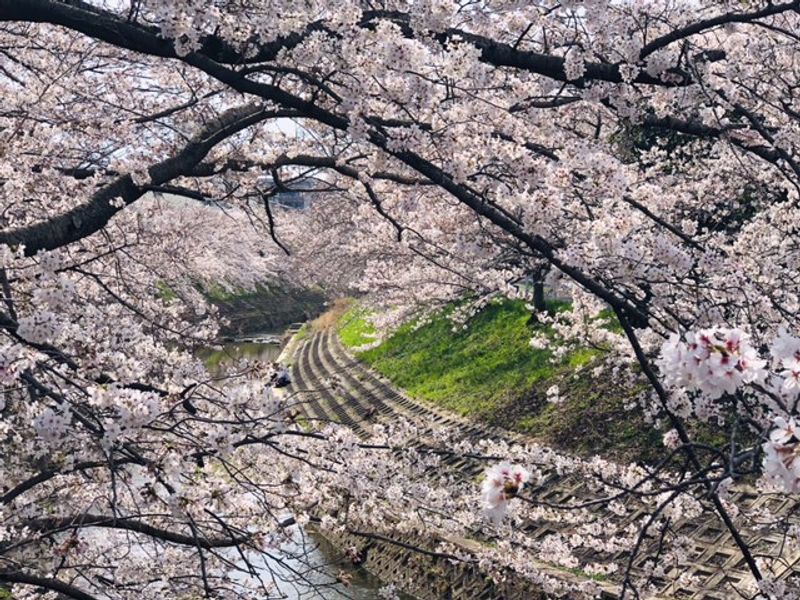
[200,336,392,600]
[196,338,284,370]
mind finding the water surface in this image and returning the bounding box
[199,337,392,599]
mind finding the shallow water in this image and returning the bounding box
[259,528,389,599]
[196,339,284,372]
[199,338,391,599]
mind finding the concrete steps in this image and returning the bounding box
[284,326,786,600]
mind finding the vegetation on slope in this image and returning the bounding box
[206,283,327,336]
[337,303,378,348]
[337,298,663,462]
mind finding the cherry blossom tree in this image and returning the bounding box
[5,1,800,599]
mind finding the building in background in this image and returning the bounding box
[257,175,317,210]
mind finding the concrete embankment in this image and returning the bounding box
[280,325,800,600]
[279,327,617,600]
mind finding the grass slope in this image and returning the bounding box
[339,299,662,462]
[337,303,378,348]
[357,300,573,415]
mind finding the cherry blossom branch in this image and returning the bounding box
[639,0,800,58]
[1,459,139,505]
[0,104,293,255]
[0,0,777,335]
[357,10,691,87]
[0,1,696,88]
[619,490,680,600]
[0,571,100,600]
[23,513,250,548]
[612,306,764,583]
[0,0,324,65]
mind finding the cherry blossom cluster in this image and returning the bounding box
[658,328,766,400]
[6,0,800,597]
[480,462,530,524]
[762,417,800,493]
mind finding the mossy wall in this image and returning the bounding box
[208,284,327,336]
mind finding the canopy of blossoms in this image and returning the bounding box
[3,1,800,599]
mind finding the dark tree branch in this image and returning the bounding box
[612,306,764,583]
[0,105,292,255]
[640,0,800,58]
[0,571,100,600]
[356,10,692,86]
[1,1,701,89]
[2,0,785,333]
[26,513,249,548]
[0,3,673,341]
[260,180,292,256]
[0,0,325,65]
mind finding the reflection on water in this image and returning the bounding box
[261,527,390,600]
[197,340,284,373]
[198,338,392,600]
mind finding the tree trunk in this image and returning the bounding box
[532,280,546,312]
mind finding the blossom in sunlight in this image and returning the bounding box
[546,385,562,405]
[763,417,800,492]
[529,335,549,350]
[378,584,400,600]
[771,329,800,364]
[32,406,71,444]
[662,429,681,450]
[780,358,800,393]
[771,417,799,445]
[658,328,766,399]
[481,462,530,524]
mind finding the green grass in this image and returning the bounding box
[338,305,377,348]
[295,322,310,341]
[596,308,624,334]
[155,280,177,302]
[340,298,664,461]
[514,377,661,462]
[203,282,250,302]
[356,299,567,416]
[551,564,610,583]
